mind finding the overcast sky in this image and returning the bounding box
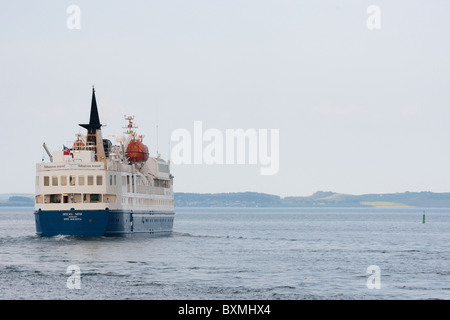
[1,1,450,197]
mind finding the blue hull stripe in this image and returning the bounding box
[34,209,175,237]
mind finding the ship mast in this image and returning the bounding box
[123,115,137,135]
[79,87,106,163]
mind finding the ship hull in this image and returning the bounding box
[34,209,174,237]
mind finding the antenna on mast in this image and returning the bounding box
[168,136,171,162]
[156,99,159,156]
[156,124,159,155]
[123,115,137,134]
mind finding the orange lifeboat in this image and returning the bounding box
[126,139,149,163]
[73,138,85,150]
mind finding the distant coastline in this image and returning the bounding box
[0,194,34,207]
[4,191,450,208]
[175,191,450,208]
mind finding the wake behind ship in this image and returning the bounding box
[34,88,175,236]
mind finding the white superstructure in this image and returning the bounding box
[35,144,174,213]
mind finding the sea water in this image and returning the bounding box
[0,207,449,300]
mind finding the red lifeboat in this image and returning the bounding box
[126,139,149,163]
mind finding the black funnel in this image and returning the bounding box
[79,87,102,131]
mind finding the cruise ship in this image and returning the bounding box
[34,88,175,236]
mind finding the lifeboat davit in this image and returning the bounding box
[126,140,149,163]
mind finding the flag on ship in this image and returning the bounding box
[63,145,73,156]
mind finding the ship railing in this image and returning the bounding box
[72,141,96,151]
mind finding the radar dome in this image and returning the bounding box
[116,134,125,143]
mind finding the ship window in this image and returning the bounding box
[90,194,100,202]
[44,176,49,186]
[61,176,67,186]
[109,175,113,186]
[52,176,58,186]
[79,176,85,186]
[104,194,116,203]
[50,194,61,203]
[70,176,76,186]
[158,163,169,173]
[71,194,81,203]
[35,195,43,204]
[88,175,94,185]
[114,175,117,185]
[97,175,103,185]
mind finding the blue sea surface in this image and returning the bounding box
[0,207,449,299]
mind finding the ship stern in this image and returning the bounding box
[34,209,109,237]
